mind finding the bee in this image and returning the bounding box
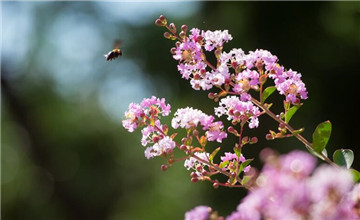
[104,40,122,61]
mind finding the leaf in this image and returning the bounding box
[209,147,221,162]
[219,161,229,169]
[241,175,252,186]
[350,169,360,182]
[285,104,303,123]
[333,149,354,169]
[234,147,242,158]
[304,145,326,161]
[312,121,332,154]
[238,159,254,175]
[262,86,276,103]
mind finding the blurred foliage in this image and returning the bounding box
[2,1,360,219]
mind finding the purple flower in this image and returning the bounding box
[227,150,357,220]
[272,69,308,104]
[184,152,209,172]
[203,30,232,51]
[144,136,175,159]
[215,96,260,129]
[172,107,227,143]
[185,206,212,220]
[205,121,227,143]
[122,103,144,132]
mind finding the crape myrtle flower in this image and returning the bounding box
[122,96,171,132]
[215,96,260,129]
[185,205,212,220]
[144,136,176,159]
[184,152,210,171]
[221,152,251,173]
[226,150,358,220]
[172,107,227,143]
[272,69,308,104]
[174,29,233,91]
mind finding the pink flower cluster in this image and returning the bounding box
[122,96,174,159]
[185,206,212,220]
[172,27,308,104]
[172,107,227,143]
[226,150,358,220]
[122,96,171,132]
[215,96,260,129]
[174,29,233,90]
[220,152,251,173]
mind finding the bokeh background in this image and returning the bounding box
[2,1,360,219]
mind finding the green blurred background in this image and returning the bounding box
[1,1,359,219]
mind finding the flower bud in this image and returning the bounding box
[192,129,199,137]
[163,32,173,39]
[181,24,188,32]
[196,165,203,172]
[170,47,176,54]
[179,31,186,39]
[265,133,273,140]
[250,136,258,144]
[208,92,215,99]
[180,144,187,151]
[159,15,167,26]
[242,136,249,143]
[213,182,219,189]
[201,170,207,176]
[161,164,168,171]
[155,19,164,27]
[190,172,198,178]
[191,177,199,182]
[169,23,176,33]
[279,123,286,129]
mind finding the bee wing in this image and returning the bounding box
[113,40,122,49]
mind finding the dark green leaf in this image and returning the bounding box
[350,169,360,182]
[209,147,221,162]
[285,104,302,123]
[262,86,276,103]
[312,121,332,154]
[333,149,354,169]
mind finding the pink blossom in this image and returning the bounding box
[172,107,227,143]
[184,152,209,171]
[203,30,232,51]
[185,206,212,220]
[215,96,260,129]
[144,136,175,159]
[122,103,144,132]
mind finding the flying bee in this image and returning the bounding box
[104,40,122,61]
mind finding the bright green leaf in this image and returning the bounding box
[241,175,252,186]
[285,104,302,123]
[350,169,360,182]
[209,147,221,162]
[219,161,229,169]
[262,86,276,103]
[312,121,332,154]
[333,149,354,169]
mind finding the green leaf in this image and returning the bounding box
[238,159,254,174]
[285,104,302,123]
[350,169,360,182]
[219,161,229,169]
[312,121,332,154]
[209,147,221,162]
[333,149,354,169]
[304,145,327,161]
[241,175,252,186]
[234,147,242,158]
[262,86,276,103]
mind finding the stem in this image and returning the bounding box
[250,97,337,167]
